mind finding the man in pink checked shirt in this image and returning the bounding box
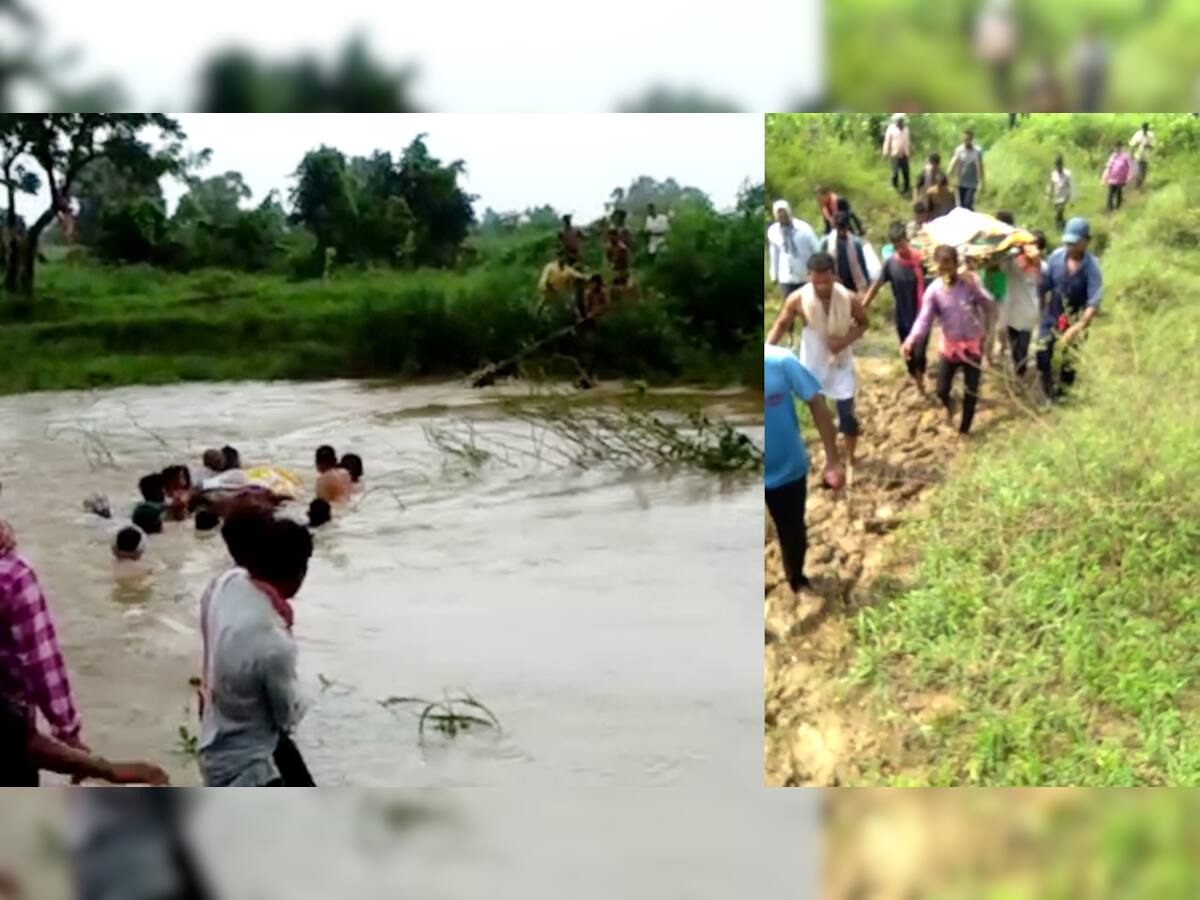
[0,517,87,785]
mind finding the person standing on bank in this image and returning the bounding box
[948,130,986,211]
[881,113,912,197]
[1036,217,1102,402]
[767,199,819,301]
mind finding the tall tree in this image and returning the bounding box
[394,135,475,267]
[0,114,185,295]
[71,156,167,247]
[289,145,359,264]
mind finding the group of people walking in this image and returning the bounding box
[763,118,1138,612]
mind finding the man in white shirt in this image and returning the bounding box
[643,203,670,256]
[767,199,818,301]
[881,113,912,197]
[1129,121,1154,189]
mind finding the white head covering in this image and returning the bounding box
[891,112,906,123]
[772,199,791,217]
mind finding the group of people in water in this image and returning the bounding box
[765,118,1124,613]
[539,205,668,321]
[0,441,367,786]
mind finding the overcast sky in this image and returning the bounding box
[15,114,762,222]
[25,2,821,111]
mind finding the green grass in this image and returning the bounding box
[826,0,1200,111]
[0,258,752,395]
[770,114,1200,785]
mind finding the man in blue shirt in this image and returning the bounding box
[1037,216,1103,401]
[765,343,844,605]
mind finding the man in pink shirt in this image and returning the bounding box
[902,245,995,436]
[1102,140,1133,212]
[0,539,86,785]
[882,113,912,197]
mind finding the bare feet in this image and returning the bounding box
[794,584,826,627]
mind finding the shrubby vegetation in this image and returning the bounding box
[0,115,761,394]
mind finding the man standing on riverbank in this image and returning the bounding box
[764,342,844,617]
[1037,217,1103,402]
[0,542,86,785]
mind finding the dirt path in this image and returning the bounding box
[764,350,1022,786]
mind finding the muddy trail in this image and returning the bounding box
[764,350,1026,786]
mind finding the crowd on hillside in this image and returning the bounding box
[764,115,1159,613]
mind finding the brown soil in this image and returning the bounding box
[822,788,1085,900]
[765,354,1025,786]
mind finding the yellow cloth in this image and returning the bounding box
[244,466,303,499]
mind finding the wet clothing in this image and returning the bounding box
[764,345,821,491]
[199,571,306,786]
[0,552,82,745]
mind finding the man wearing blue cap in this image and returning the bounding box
[1036,216,1103,401]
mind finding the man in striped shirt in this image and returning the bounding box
[0,535,85,785]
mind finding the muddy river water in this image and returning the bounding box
[0,379,760,787]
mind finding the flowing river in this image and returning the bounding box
[0,379,760,787]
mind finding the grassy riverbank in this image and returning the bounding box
[767,114,1200,785]
[0,208,760,395]
[0,263,756,394]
